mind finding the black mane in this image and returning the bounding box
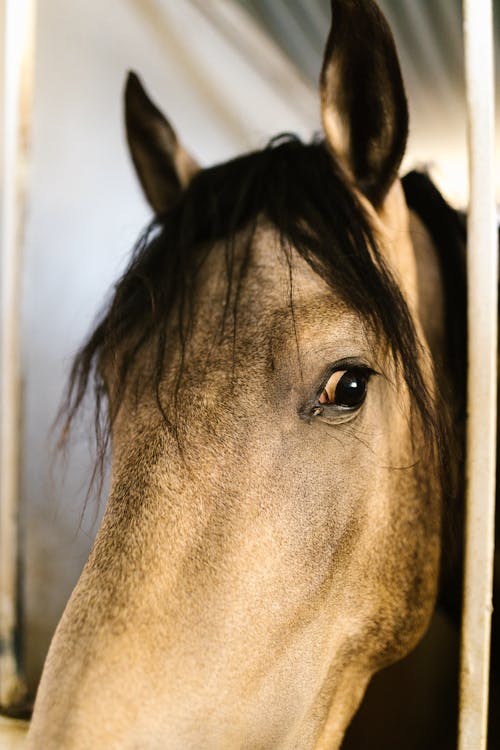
[402,169,467,625]
[63,136,458,479]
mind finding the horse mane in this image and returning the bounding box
[61,136,454,491]
[402,171,467,414]
[402,170,467,624]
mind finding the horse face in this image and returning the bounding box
[28,222,441,750]
[27,2,444,748]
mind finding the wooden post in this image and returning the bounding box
[459,0,497,748]
[0,0,36,709]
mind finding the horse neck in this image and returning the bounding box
[409,208,447,373]
[405,178,467,629]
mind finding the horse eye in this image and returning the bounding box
[318,368,369,409]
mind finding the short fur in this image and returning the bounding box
[27,2,467,748]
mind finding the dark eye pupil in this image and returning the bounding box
[335,371,367,407]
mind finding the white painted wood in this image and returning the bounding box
[0,0,36,708]
[459,1,497,748]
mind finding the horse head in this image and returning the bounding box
[27,1,458,747]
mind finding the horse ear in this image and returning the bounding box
[320,0,408,207]
[124,72,199,214]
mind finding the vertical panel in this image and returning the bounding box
[0,0,36,709]
[459,0,497,748]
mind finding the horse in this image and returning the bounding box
[26,1,469,747]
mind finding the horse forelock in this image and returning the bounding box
[60,135,451,500]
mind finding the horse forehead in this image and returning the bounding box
[191,223,368,351]
[240,223,345,307]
